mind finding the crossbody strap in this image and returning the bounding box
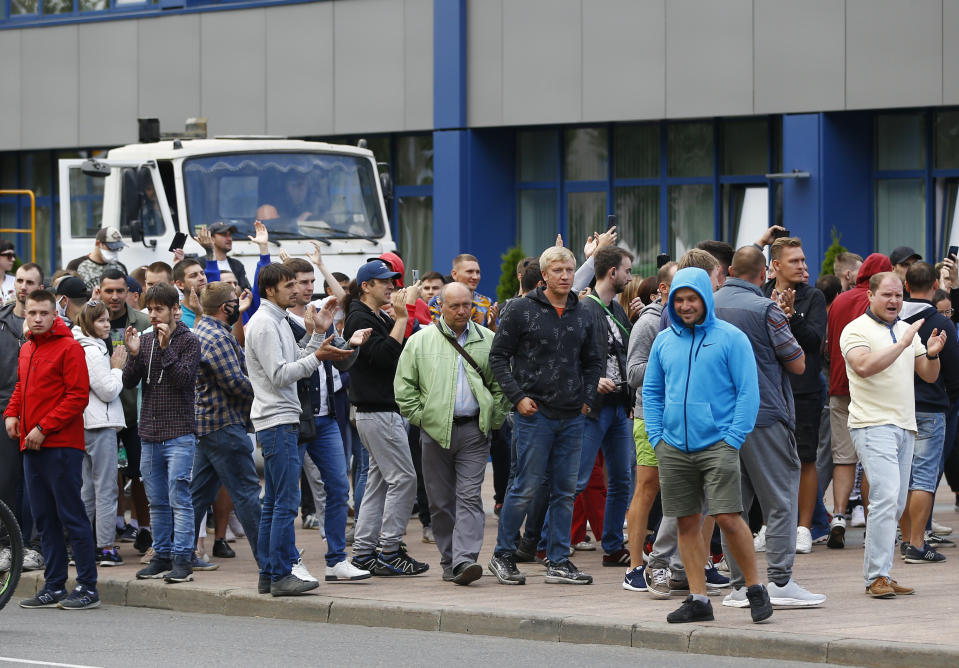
[587,294,630,338]
[441,330,490,389]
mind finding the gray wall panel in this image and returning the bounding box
[846,0,942,109]
[582,0,665,122]
[21,26,78,149]
[942,0,959,103]
[0,34,21,150]
[200,10,267,136]
[404,0,434,131]
[265,3,335,136]
[138,15,201,136]
[333,0,406,134]
[666,0,752,118]
[78,21,138,147]
[467,0,503,127]
[502,0,582,125]
[754,0,844,113]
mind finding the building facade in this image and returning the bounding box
[2,0,958,293]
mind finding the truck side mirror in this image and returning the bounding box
[80,159,111,178]
[377,162,393,216]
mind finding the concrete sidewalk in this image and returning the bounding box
[15,477,959,668]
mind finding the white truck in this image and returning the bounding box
[58,137,396,282]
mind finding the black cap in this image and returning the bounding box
[56,276,91,299]
[208,222,238,236]
[889,246,921,266]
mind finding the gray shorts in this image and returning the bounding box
[655,440,742,518]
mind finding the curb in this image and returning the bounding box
[14,572,959,668]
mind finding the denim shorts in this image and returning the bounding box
[910,411,946,493]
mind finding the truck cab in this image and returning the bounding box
[59,138,396,281]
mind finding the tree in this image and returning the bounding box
[821,227,847,276]
[497,245,526,303]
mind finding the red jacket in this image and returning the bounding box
[3,316,89,451]
[827,253,893,397]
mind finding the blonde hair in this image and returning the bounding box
[539,246,575,272]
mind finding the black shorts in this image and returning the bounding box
[793,392,822,463]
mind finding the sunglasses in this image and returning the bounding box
[0,252,15,259]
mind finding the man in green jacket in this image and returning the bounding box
[395,282,509,585]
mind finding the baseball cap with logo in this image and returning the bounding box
[95,226,126,251]
[356,259,401,285]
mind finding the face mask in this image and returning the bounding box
[224,304,240,327]
[56,297,68,319]
[101,249,119,263]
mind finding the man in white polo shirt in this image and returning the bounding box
[840,271,945,599]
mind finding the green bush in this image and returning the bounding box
[820,227,847,276]
[497,245,526,303]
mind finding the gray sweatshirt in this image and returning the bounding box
[626,300,663,419]
[245,299,327,432]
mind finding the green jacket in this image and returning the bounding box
[394,319,509,448]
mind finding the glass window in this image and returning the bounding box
[668,184,713,257]
[19,152,51,198]
[363,136,392,168]
[518,189,557,257]
[517,130,558,182]
[721,118,769,176]
[935,111,959,170]
[876,178,925,255]
[667,122,713,178]
[564,127,607,181]
[395,135,433,186]
[11,0,39,13]
[876,113,925,171]
[79,0,107,9]
[566,192,606,263]
[722,184,768,248]
[614,124,659,179]
[615,186,659,275]
[68,170,105,239]
[397,196,432,282]
[936,178,959,257]
[42,0,71,13]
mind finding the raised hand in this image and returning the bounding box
[390,287,408,316]
[238,288,253,313]
[155,322,172,349]
[927,328,947,357]
[583,233,598,259]
[555,234,564,247]
[902,319,924,348]
[756,225,787,248]
[405,280,421,305]
[172,248,185,264]
[311,300,335,334]
[278,248,291,263]
[348,327,372,347]
[111,345,128,370]
[193,226,213,251]
[307,240,325,268]
[248,220,270,254]
[124,326,141,357]
[596,226,617,250]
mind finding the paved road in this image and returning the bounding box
[0,604,823,668]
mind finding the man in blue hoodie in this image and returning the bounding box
[643,267,771,624]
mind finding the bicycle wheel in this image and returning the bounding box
[0,498,24,611]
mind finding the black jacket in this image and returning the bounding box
[490,286,604,420]
[226,256,251,292]
[581,294,632,417]
[762,280,826,396]
[343,299,403,412]
[901,299,959,411]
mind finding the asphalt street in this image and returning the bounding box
[0,604,824,667]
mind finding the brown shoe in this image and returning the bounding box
[889,579,915,595]
[865,576,896,598]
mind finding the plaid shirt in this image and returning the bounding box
[193,315,253,436]
[122,320,199,442]
[428,290,493,327]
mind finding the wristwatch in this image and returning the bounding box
[35,425,44,434]
[926,352,939,360]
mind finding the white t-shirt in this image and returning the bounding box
[1,274,14,303]
[311,295,345,330]
[840,313,926,432]
[286,309,343,416]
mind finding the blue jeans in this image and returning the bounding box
[141,434,196,558]
[350,423,369,515]
[304,415,350,566]
[191,424,263,567]
[911,411,945,493]
[256,424,303,581]
[495,412,585,563]
[576,404,633,553]
[850,424,914,586]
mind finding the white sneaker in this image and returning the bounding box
[325,559,372,582]
[22,548,44,571]
[931,519,953,535]
[227,511,245,539]
[722,586,749,608]
[753,525,767,552]
[714,555,730,574]
[291,558,318,583]
[140,546,155,564]
[0,547,11,572]
[573,537,596,551]
[796,526,813,554]
[850,505,866,527]
[767,579,826,608]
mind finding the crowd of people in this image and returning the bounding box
[1,217,957,625]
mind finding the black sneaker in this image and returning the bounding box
[827,515,846,549]
[136,556,173,579]
[746,583,773,623]
[514,540,537,563]
[133,528,153,555]
[258,574,271,594]
[666,595,714,623]
[903,543,947,564]
[118,524,138,543]
[271,573,319,597]
[213,538,235,558]
[925,532,956,548]
[191,553,219,571]
[488,552,526,585]
[441,566,455,582]
[19,588,67,609]
[351,553,378,573]
[164,556,194,583]
[451,561,483,586]
[669,575,691,596]
[900,541,913,560]
[374,547,429,576]
[58,585,100,610]
[544,559,592,585]
[97,547,124,567]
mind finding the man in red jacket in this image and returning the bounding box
[4,289,97,610]
[826,253,893,548]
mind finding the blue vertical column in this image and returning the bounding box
[781,114,824,279]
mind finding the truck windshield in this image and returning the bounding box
[183,152,385,240]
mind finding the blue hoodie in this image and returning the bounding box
[642,267,759,452]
